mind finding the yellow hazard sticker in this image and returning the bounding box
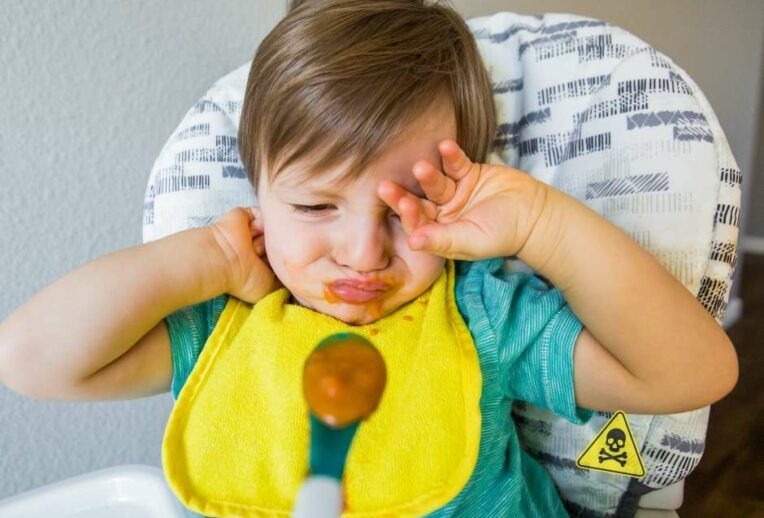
[576,411,645,478]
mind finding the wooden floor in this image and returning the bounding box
[679,253,764,517]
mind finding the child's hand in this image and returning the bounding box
[378,140,549,260]
[209,207,282,304]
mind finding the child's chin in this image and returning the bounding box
[323,301,393,326]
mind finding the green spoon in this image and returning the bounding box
[293,332,387,516]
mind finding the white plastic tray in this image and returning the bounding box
[0,464,189,517]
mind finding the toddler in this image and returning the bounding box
[0,0,738,516]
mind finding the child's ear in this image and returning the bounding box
[248,207,264,233]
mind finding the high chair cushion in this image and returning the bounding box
[143,12,741,517]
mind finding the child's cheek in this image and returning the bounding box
[267,221,330,272]
[269,229,332,299]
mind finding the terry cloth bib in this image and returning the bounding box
[162,260,482,517]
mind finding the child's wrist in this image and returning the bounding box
[513,183,569,278]
[188,226,233,299]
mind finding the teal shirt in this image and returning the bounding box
[165,258,592,517]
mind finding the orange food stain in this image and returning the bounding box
[322,275,404,322]
[369,328,379,336]
[402,315,413,321]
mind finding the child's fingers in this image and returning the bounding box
[377,180,408,214]
[253,235,265,256]
[439,139,473,181]
[412,160,456,206]
[409,219,488,259]
[398,196,423,235]
[378,180,438,223]
[253,237,274,271]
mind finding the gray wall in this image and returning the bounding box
[0,0,761,500]
[752,48,764,244]
[0,0,286,499]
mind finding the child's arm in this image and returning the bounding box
[0,208,277,401]
[517,184,737,414]
[379,139,737,415]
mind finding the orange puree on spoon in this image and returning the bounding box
[303,333,387,428]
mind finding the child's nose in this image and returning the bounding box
[334,220,392,273]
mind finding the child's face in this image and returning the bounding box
[258,99,455,325]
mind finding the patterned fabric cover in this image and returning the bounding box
[142,12,741,517]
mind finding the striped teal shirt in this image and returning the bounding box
[165,258,592,516]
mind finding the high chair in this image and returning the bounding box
[142,11,741,517]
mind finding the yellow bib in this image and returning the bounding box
[162,260,482,517]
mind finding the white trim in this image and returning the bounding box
[722,296,743,330]
[741,235,764,254]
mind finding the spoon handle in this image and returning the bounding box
[309,414,360,479]
[292,475,343,518]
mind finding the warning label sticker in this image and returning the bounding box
[576,411,646,478]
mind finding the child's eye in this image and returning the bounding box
[293,204,335,215]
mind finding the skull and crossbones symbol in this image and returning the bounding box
[598,428,627,467]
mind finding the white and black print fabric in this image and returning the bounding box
[142,12,741,517]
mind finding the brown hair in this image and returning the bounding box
[238,0,496,192]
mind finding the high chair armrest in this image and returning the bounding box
[634,511,679,518]
[638,480,684,510]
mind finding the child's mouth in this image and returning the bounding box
[327,280,391,304]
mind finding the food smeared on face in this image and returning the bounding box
[323,276,403,320]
